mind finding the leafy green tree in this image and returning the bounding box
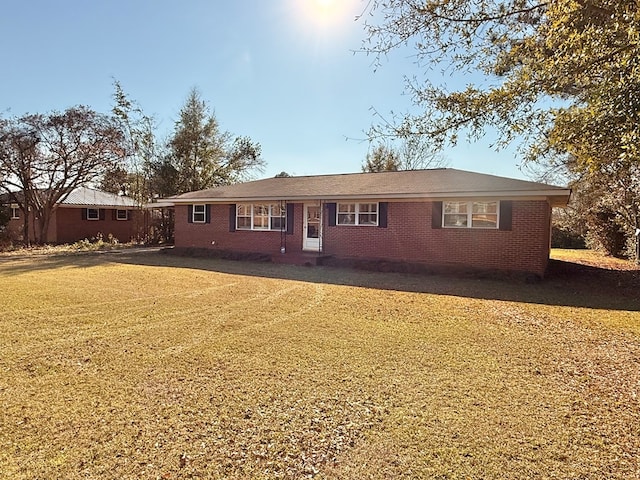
[167,88,264,194]
[362,0,639,167]
[362,0,639,250]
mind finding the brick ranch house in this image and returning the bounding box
[164,169,571,278]
[1,187,142,244]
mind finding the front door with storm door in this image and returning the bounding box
[303,203,322,251]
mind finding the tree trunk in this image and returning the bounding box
[35,208,52,245]
[21,209,30,247]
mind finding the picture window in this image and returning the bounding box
[443,201,499,229]
[236,203,286,231]
[337,202,378,226]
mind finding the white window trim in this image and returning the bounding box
[192,204,206,223]
[336,202,379,226]
[236,203,286,231]
[442,200,500,229]
[116,209,128,221]
[87,208,99,221]
[10,203,20,219]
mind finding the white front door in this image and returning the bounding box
[303,203,322,251]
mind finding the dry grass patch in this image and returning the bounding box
[551,248,640,271]
[0,251,639,479]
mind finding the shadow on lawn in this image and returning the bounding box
[123,251,640,312]
[2,249,638,312]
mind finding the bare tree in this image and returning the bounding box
[363,138,448,172]
[0,119,40,245]
[0,107,126,244]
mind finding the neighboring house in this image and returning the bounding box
[165,169,571,277]
[1,187,141,244]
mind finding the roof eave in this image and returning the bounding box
[60,203,137,209]
[166,189,572,205]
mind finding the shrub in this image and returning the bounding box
[586,206,629,258]
[551,225,586,249]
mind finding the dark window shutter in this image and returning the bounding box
[432,201,443,229]
[81,208,87,220]
[499,200,512,231]
[286,203,294,235]
[229,204,236,232]
[205,204,211,224]
[99,209,105,220]
[112,209,117,220]
[326,203,336,226]
[188,205,193,223]
[127,210,131,221]
[378,202,388,228]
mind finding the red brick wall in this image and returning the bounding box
[4,210,54,243]
[175,204,303,254]
[5,216,26,241]
[55,207,142,244]
[323,201,551,276]
[175,200,552,276]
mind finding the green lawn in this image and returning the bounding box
[1,250,639,479]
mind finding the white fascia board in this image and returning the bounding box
[144,201,175,208]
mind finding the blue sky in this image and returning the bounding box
[0,0,527,180]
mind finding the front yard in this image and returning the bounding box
[0,249,639,479]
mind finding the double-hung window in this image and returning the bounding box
[87,208,100,221]
[270,204,286,230]
[236,204,286,231]
[116,209,128,221]
[192,204,206,223]
[443,201,498,228]
[337,202,378,226]
[252,204,270,230]
[236,204,252,229]
[10,204,20,219]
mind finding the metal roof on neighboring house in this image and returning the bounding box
[60,187,137,208]
[165,168,571,206]
[1,187,137,208]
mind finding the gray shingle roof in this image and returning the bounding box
[168,169,570,206]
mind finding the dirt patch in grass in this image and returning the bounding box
[0,250,639,479]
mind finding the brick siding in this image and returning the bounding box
[5,207,143,244]
[55,207,143,244]
[175,200,552,277]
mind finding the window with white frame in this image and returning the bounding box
[337,202,378,226]
[270,204,286,230]
[87,208,99,220]
[10,204,20,219]
[236,203,286,231]
[443,201,498,228]
[116,209,128,220]
[236,204,252,229]
[192,204,206,223]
